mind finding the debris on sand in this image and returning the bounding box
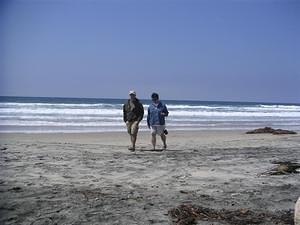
[9,187,22,192]
[168,204,294,225]
[246,127,275,134]
[273,129,298,135]
[259,161,300,176]
[246,127,297,135]
[76,189,110,201]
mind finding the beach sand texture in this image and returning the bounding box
[0,131,300,224]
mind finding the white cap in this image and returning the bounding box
[129,90,136,95]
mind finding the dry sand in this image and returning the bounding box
[0,131,300,225]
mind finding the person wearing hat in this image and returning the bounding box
[123,90,144,151]
[147,92,169,150]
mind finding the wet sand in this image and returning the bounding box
[0,131,300,224]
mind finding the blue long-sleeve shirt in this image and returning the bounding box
[147,101,169,127]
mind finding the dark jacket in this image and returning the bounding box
[123,99,144,122]
[147,101,169,127]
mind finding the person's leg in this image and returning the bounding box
[128,140,135,150]
[131,134,137,149]
[150,126,157,149]
[160,133,167,149]
[128,121,139,151]
[128,135,135,150]
[151,133,156,150]
[127,122,135,150]
[131,121,139,150]
[157,125,167,149]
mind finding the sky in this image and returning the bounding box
[0,0,299,103]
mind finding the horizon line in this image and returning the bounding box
[0,95,299,105]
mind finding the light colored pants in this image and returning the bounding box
[150,125,166,135]
[126,121,139,135]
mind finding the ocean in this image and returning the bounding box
[0,96,300,133]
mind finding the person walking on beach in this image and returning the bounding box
[123,90,144,151]
[147,92,169,150]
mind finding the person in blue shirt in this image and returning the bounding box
[147,92,169,150]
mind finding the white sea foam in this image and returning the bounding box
[1,107,299,117]
[0,100,299,132]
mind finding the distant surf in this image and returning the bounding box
[0,96,299,133]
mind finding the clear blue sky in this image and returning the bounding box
[1,0,299,103]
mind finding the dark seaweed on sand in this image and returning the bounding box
[168,204,294,225]
[259,161,300,176]
[246,127,297,135]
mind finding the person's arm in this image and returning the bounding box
[138,103,144,122]
[123,104,127,122]
[161,104,169,117]
[147,108,150,128]
[164,105,169,117]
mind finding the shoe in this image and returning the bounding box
[128,147,135,152]
[163,145,167,150]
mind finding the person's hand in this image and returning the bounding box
[161,112,166,116]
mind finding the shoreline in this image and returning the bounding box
[0,127,299,134]
[1,129,299,147]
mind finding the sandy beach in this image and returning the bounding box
[0,130,300,225]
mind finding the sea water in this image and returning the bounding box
[0,96,299,133]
